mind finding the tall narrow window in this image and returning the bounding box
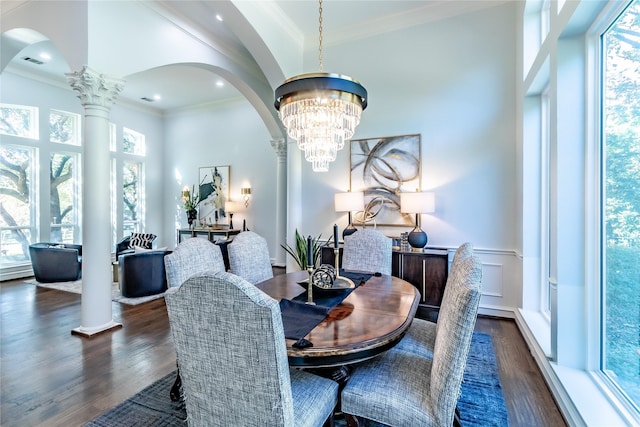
[0,145,36,264]
[601,0,640,409]
[49,152,80,243]
[123,161,143,235]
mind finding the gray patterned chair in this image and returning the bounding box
[342,228,392,275]
[165,272,339,427]
[394,242,474,358]
[340,254,482,426]
[227,231,273,284]
[164,238,226,288]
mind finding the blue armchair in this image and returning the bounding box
[118,249,170,298]
[29,243,82,283]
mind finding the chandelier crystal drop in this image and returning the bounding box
[274,0,367,172]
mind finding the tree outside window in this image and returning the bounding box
[602,0,640,409]
[0,145,34,263]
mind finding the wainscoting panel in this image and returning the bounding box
[447,247,520,318]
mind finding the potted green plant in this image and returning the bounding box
[281,229,325,270]
[181,185,200,228]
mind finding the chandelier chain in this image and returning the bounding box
[318,0,323,72]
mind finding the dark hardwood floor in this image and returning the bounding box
[1,274,566,427]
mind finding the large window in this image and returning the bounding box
[0,145,36,264]
[601,0,640,410]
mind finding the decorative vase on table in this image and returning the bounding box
[187,209,198,229]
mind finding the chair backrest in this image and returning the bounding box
[430,254,482,426]
[452,242,473,268]
[165,272,295,426]
[227,231,273,284]
[164,238,226,288]
[342,228,392,275]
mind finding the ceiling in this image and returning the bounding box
[3,0,507,114]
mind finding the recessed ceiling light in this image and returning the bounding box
[39,52,51,61]
[216,14,223,22]
[153,94,161,101]
[216,81,224,88]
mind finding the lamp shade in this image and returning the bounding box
[334,192,365,212]
[225,201,240,213]
[400,192,435,214]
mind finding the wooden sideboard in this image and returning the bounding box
[321,245,448,321]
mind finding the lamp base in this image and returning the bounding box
[342,224,357,238]
[407,227,428,252]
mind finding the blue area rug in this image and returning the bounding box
[85,332,508,426]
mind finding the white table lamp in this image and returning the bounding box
[334,191,365,238]
[400,191,435,251]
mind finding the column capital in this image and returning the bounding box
[66,66,125,108]
[270,138,288,159]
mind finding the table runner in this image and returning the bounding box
[279,270,372,340]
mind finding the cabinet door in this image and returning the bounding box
[422,255,448,308]
[396,252,448,307]
[399,254,427,303]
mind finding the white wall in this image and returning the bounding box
[162,98,277,254]
[294,3,521,314]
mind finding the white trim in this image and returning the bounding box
[516,308,634,426]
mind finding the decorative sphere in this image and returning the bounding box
[312,264,336,289]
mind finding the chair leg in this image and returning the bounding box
[323,412,335,427]
[170,368,182,402]
[345,414,360,427]
[453,405,463,427]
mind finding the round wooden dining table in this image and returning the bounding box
[256,270,420,368]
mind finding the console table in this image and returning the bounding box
[176,228,241,270]
[321,245,448,321]
[176,228,241,244]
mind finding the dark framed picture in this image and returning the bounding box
[350,134,421,226]
[198,165,230,224]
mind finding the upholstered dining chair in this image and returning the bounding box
[227,231,273,284]
[342,228,392,275]
[340,254,482,427]
[394,242,475,358]
[165,272,339,427]
[163,237,227,401]
[164,238,226,288]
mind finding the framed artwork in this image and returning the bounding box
[350,134,421,227]
[198,165,230,224]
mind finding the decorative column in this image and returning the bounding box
[271,138,288,267]
[66,66,124,337]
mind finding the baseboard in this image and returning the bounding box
[478,305,515,319]
[0,264,34,281]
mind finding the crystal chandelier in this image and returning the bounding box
[274,0,367,172]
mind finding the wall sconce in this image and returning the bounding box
[400,191,435,252]
[334,191,364,238]
[181,186,190,200]
[225,200,240,229]
[241,187,251,208]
